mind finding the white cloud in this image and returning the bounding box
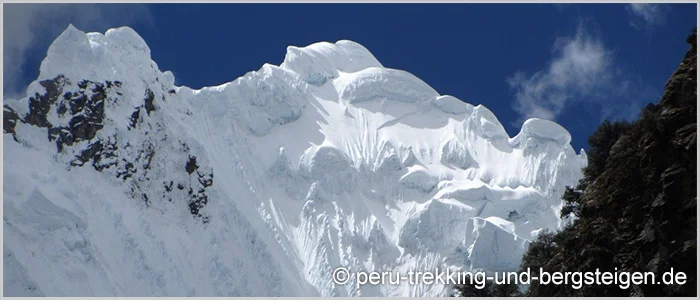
[3,4,153,98]
[626,3,668,30]
[507,24,614,121]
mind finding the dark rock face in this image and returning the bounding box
[179,148,213,220]
[128,108,141,129]
[4,75,214,222]
[185,156,198,174]
[144,88,156,115]
[48,80,107,152]
[4,105,20,135]
[518,31,696,297]
[23,76,67,128]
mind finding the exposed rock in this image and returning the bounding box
[185,156,198,174]
[520,30,697,297]
[129,108,141,129]
[5,74,214,222]
[24,75,68,127]
[144,88,156,115]
[3,105,20,134]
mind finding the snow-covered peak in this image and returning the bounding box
[281,40,383,85]
[37,25,174,97]
[5,25,587,297]
[33,25,578,151]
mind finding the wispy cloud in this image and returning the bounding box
[626,3,668,30]
[507,24,614,121]
[3,4,153,99]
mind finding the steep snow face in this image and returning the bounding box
[3,26,587,297]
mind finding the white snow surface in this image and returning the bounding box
[3,25,587,296]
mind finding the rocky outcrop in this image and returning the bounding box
[5,74,214,222]
[519,30,696,297]
[4,105,20,135]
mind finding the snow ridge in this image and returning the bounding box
[3,25,587,296]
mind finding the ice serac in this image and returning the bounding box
[510,118,572,147]
[3,25,587,297]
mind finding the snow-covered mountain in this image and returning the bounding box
[3,25,586,296]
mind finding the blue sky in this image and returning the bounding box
[4,3,697,151]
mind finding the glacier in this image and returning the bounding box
[2,25,587,296]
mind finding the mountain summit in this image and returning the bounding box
[3,25,586,296]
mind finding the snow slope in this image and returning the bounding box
[3,25,587,296]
